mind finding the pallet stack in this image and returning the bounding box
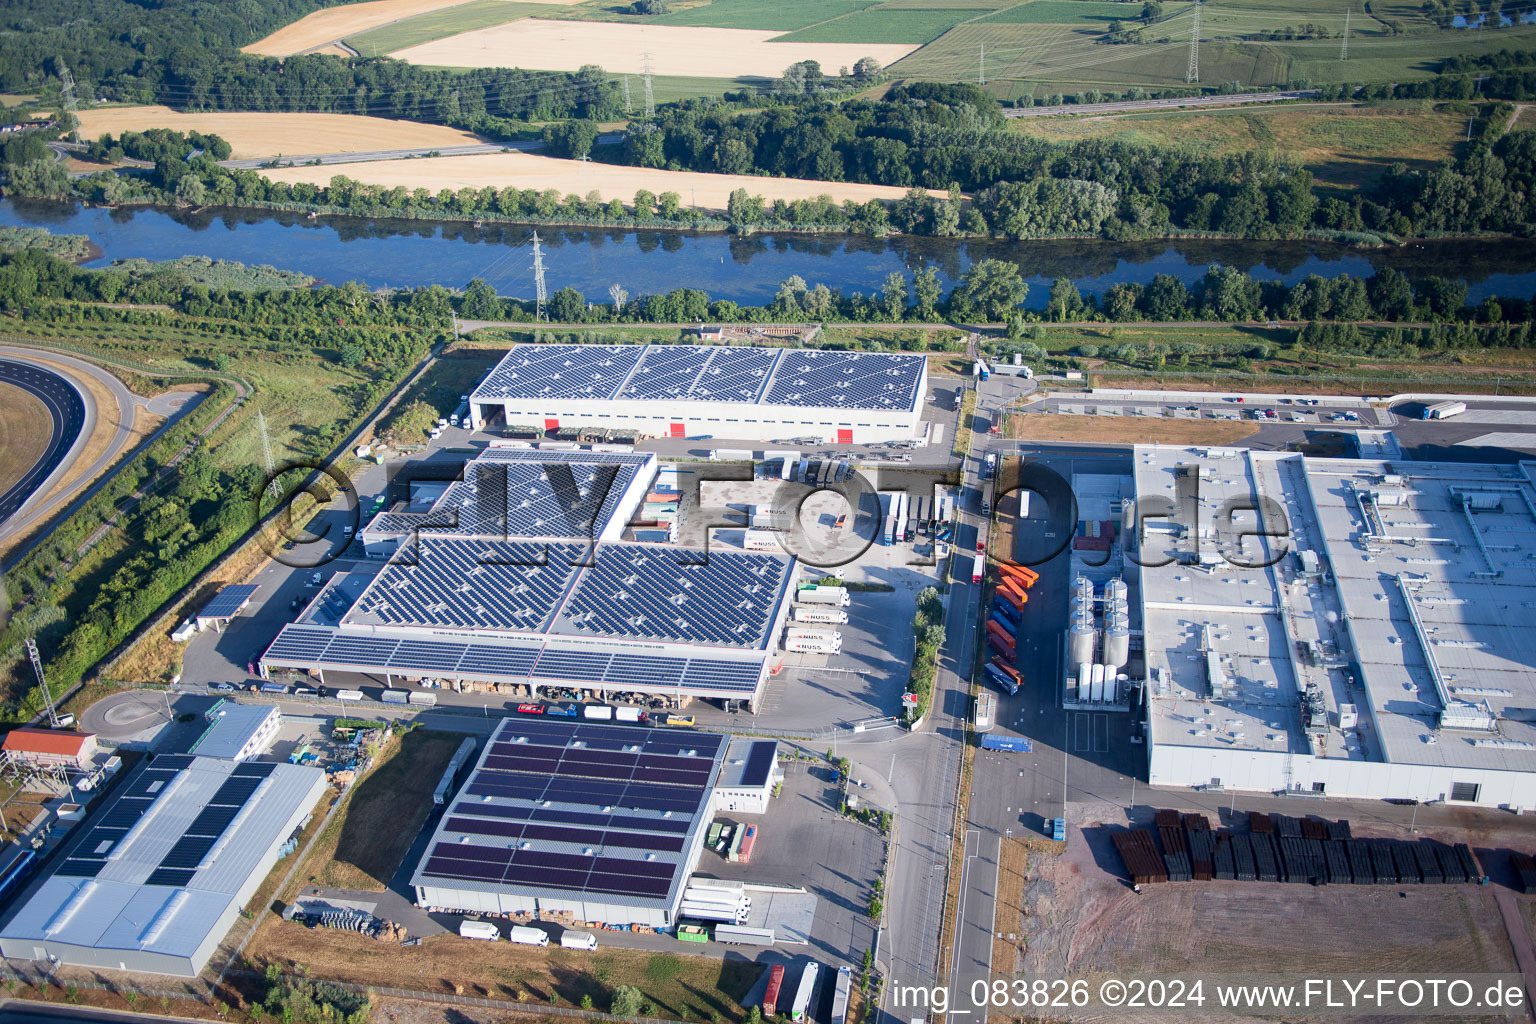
[1113,830,1169,885]
[1111,811,1491,888]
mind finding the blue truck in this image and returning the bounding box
[980,734,1032,752]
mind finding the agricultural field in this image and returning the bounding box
[345,0,548,54]
[385,18,920,75]
[648,0,877,29]
[261,149,941,207]
[974,1,1137,25]
[244,0,585,56]
[1007,101,1469,190]
[776,8,988,44]
[73,106,488,159]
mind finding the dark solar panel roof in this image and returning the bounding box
[740,741,777,788]
[472,345,644,401]
[199,584,258,620]
[413,720,727,905]
[614,346,778,404]
[760,349,924,411]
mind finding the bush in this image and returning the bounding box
[612,985,644,1017]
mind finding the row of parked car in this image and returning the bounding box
[514,701,695,726]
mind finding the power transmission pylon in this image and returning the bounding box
[642,53,655,118]
[978,43,986,86]
[257,409,280,502]
[57,61,78,141]
[623,74,632,112]
[1341,6,1350,60]
[25,639,59,729]
[531,231,548,321]
[1186,1,1201,83]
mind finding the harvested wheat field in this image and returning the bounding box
[0,383,51,497]
[263,150,942,209]
[73,106,487,160]
[244,0,581,56]
[1009,411,1259,447]
[388,19,918,77]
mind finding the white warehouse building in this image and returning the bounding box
[469,344,928,445]
[1131,445,1536,810]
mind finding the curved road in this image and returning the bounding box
[0,346,138,553]
[0,359,86,526]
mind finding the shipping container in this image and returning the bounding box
[830,967,852,1024]
[408,691,437,706]
[380,689,408,704]
[974,691,996,732]
[735,824,757,863]
[335,689,364,701]
[763,964,786,1016]
[508,925,549,947]
[676,926,709,943]
[459,921,500,941]
[980,734,1033,752]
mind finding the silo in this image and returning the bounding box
[1090,664,1105,703]
[1068,577,1097,672]
[1076,663,1091,702]
[1102,669,1117,704]
[1103,578,1130,670]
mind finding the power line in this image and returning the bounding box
[1341,5,1350,61]
[978,42,985,86]
[642,52,655,118]
[257,408,280,502]
[1186,0,1201,83]
[57,60,78,141]
[623,73,631,112]
[531,230,548,321]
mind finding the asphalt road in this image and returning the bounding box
[1003,90,1317,118]
[0,359,86,526]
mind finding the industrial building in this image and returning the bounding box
[262,448,799,709]
[189,701,281,762]
[468,344,928,445]
[0,756,326,976]
[1127,445,1536,809]
[2,730,97,771]
[712,739,781,814]
[410,717,728,927]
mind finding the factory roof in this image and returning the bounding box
[1135,445,1536,775]
[472,344,925,413]
[2,729,93,757]
[411,718,726,909]
[0,756,324,965]
[715,739,778,790]
[189,703,279,760]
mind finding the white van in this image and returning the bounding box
[508,925,549,947]
[560,931,597,950]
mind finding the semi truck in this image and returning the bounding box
[830,967,852,1024]
[713,924,774,945]
[790,963,820,1023]
[1422,400,1467,420]
[688,877,746,897]
[963,553,983,584]
[679,902,750,924]
[798,585,850,607]
[792,605,849,625]
[982,452,998,479]
[744,529,782,551]
[984,663,1020,696]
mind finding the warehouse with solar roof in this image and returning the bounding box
[260,448,799,709]
[468,344,927,444]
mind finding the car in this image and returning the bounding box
[308,572,321,586]
[342,525,354,538]
[208,681,236,692]
[294,687,315,696]
[981,501,991,516]
[516,703,545,715]
[290,597,302,612]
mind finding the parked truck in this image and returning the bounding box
[508,925,549,947]
[785,634,842,655]
[830,967,851,1024]
[688,877,746,897]
[560,931,597,950]
[679,902,750,924]
[744,529,782,551]
[1422,400,1467,420]
[798,585,851,607]
[763,964,786,1016]
[980,734,1032,752]
[790,963,820,1023]
[984,663,1020,696]
[792,605,849,625]
[714,924,774,945]
[963,553,983,584]
[614,706,647,724]
[459,920,500,941]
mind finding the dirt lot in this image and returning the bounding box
[1009,412,1260,447]
[247,922,760,1019]
[387,19,918,77]
[243,0,583,56]
[263,149,939,210]
[74,106,487,160]
[300,727,463,891]
[0,382,50,496]
[996,801,1533,1022]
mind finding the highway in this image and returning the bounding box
[0,360,86,526]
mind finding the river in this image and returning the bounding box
[6,198,1536,308]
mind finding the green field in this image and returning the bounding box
[346,1,546,54]
[872,0,1011,8]
[650,0,877,29]
[975,1,1139,25]
[776,8,980,43]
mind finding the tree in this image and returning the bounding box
[773,275,808,318]
[913,266,942,320]
[608,283,629,313]
[551,286,585,322]
[632,188,655,220]
[1145,274,1190,320]
[1049,277,1083,322]
[460,278,500,320]
[174,174,207,206]
[853,56,882,80]
[881,272,907,321]
[612,986,644,1017]
[952,259,1028,321]
[779,60,825,94]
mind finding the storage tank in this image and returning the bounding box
[1068,577,1097,672]
[1102,667,1117,704]
[1076,662,1091,702]
[1103,577,1130,670]
[1090,665,1104,703]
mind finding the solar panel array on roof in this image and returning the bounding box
[347,540,581,631]
[554,546,791,647]
[760,349,924,410]
[473,344,922,413]
[739,741,777,788]
[414,720,726,904]
[199,584,258,620]
[474,345,644,401]
[262,625,763,693]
